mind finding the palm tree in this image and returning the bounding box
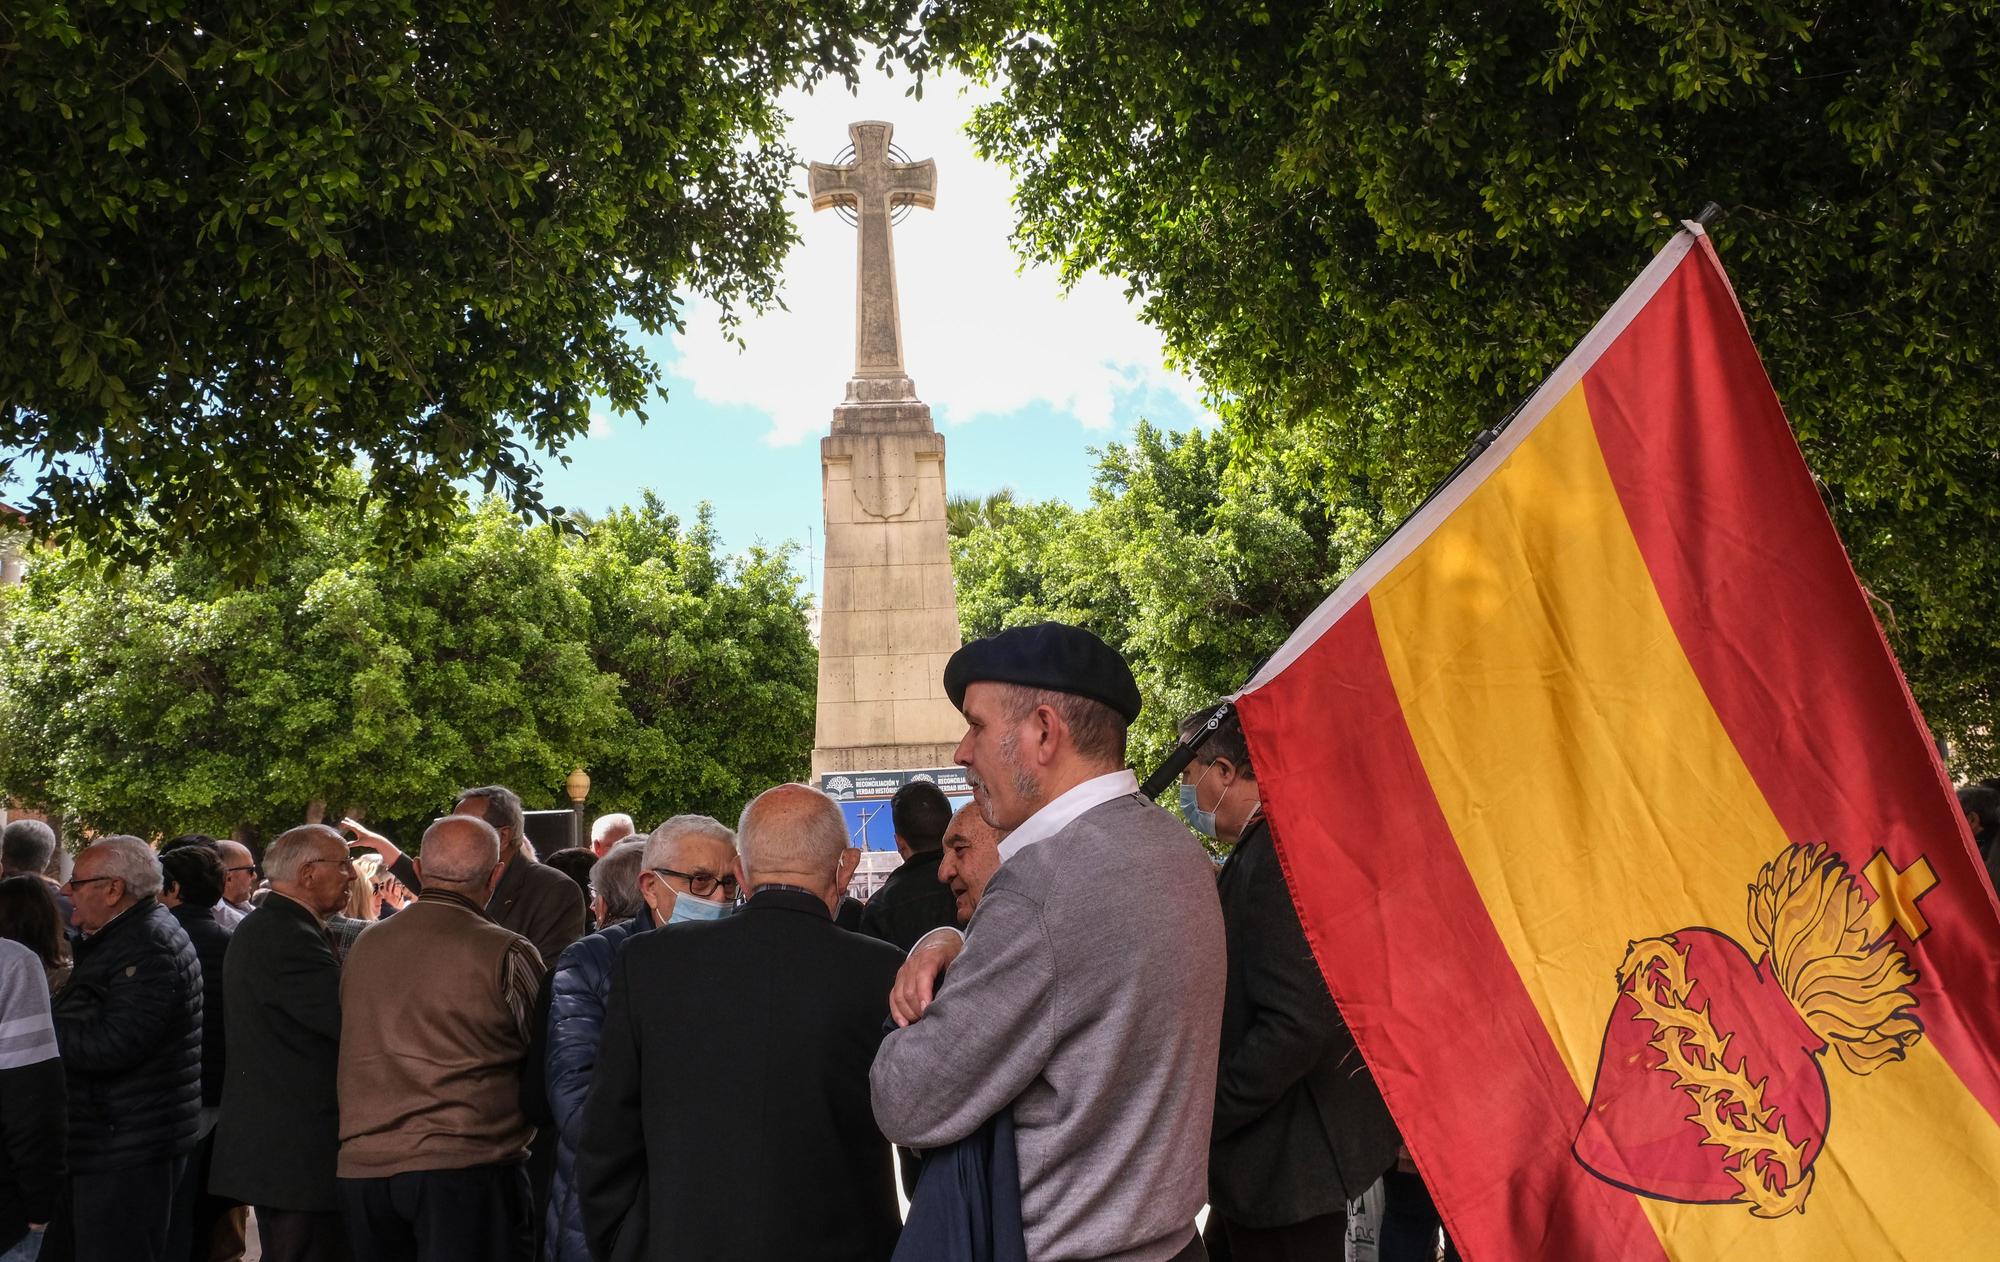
[946,488,1018,539]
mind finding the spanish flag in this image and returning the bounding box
[1234,225,2000,1259]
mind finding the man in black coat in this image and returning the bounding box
[209,825,359,1262]
[857,780,959,954]
[46,836,203,1262]
[579,784,903,1262]
[1178,711,1399,1262]
[160,844,242,1260]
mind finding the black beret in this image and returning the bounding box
[943,622,1142,723]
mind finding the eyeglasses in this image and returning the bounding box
[647,867,738,898]
[64,876,119,891]
[300,857,356,874]
[223,864,257,875]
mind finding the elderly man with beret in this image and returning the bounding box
[871,622,1227,1262]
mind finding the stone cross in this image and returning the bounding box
[809,121,937,385]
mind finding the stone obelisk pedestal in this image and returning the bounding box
[807,121,964,779]
[811,382,964,778]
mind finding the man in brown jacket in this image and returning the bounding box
[336,815,545,1262]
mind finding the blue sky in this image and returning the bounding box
[543,68,1209,595]
[2,67,1210,597]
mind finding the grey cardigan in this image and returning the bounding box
[872,793,1226,1262]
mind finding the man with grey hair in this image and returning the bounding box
[587,838,646,931]
[540,823,713,1262]
[635,813,739,927]
[2,816,70,927]
[580,786,903,1260]
[588,812,634,858]
[0,817,57,880]
[46,836,204,1261]
[337,815,544,1261]
[211,824,358,1262]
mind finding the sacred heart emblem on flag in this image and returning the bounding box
[1574,842,1925,1217]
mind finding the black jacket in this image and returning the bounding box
[50,898,203,1172]
[579,888,904,1262]
[208,892,343,1213]
[1209,817,1399,1227]
[857,849,957,954]
[169,903,233,1109]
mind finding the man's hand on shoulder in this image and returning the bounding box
[890,928,964,1028]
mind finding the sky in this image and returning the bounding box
[0,66,1210,596]
[538,66,1208,592]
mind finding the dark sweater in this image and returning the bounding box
[857,849,957,954]
[169,903,233,1108]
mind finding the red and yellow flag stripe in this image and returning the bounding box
[1237,231,2000,1260]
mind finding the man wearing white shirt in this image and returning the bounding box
[212,840,260,929]
[871,622,1226,1262]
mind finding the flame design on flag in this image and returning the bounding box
[1747,844,1923,1076]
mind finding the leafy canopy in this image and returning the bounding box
[953,422,1389,772]
[921,0,1999,768]
[1,0,905,573]
[0,478,816,842]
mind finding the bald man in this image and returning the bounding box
[211,825,358,1262]
[212,839,261,929]
[579,784,904,1261]
[937,803,1009,926]
[336,816,545,1262]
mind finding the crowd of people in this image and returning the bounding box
[5,621,1992,1262]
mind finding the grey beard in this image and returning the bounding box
[996,729,1046,809]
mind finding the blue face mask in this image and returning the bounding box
[1179,763,1219,840]
[668,893,731,925]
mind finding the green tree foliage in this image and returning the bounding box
[0,480,814,842]
[1,0,904,573]
[953,423,1388,770]
[921,0,1999,769]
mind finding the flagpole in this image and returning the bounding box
[1138,203,1725,801]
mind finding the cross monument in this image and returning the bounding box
[807,122,965,779]
[809,122,937,394]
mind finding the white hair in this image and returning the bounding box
[265,826,341,883]
[594,839,648,922]
[591,813,635,845]
[85,835,163,899]
[642,814,736,870]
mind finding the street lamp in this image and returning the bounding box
[565,767,591,851]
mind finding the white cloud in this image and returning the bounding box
[659,69,1204,446]
[588,407,614,438]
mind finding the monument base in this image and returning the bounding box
[812,741,961,780]
[812,386,965,785]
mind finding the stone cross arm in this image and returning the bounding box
[810,121,936,383]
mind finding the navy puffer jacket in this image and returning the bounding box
[543,912,650,1262]
[51,898,203,1172]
